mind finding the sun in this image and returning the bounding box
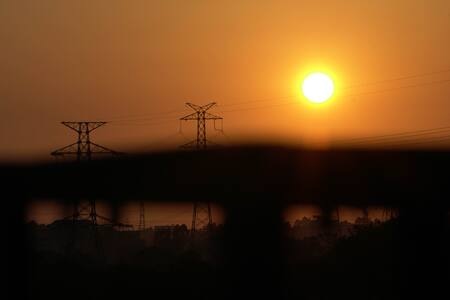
[301,72,335,103]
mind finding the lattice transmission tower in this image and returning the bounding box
[383,207,397,221]
[52,122,120,161]
[138,200,146,231]
[191,202,213,233]
[180,103,222,233]
[180,102,223,149]
[51,122,121,225]
[51,121,125,255]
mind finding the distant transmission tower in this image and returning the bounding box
[51,121,123,255]
[138,200,146,231]
[191,203,213,233]
[180,102,223,149]
[51,121,121,225]
[51,122,120,161]
[383,207,397,221]
[362,207,369,221]
[180,103,222,232]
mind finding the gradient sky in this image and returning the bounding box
[1,0,450,162]
[6,1,446,225]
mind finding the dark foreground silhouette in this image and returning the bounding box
[6,147,450,299]
[25,218,449,300]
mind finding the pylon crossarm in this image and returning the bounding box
[204,112,222,120]
[180,112,199,121]
[185,103,203,111]
[61,122,81,132]
[50,142,79,156]
[89,142,121,155]
[61,121,106,133]
[87,122,107,132]
[199,102,217,111]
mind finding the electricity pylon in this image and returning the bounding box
[51,121,123,256]
[51,122,120,161]
[383,207,397,221]
[51,121,121,225]
[138,201,146,231]
[191,202,213,233]
[180,102,222,149]
[180,103,222,233]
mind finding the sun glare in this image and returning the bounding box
[301,72,334,103]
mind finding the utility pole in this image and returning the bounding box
[180,103,222,233]
[51,121,123,256]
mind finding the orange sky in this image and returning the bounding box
[1,1,450,161]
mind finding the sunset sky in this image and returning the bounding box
[4,0,448,227]
[1,0,450,161]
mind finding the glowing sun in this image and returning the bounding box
[301,72,334,103]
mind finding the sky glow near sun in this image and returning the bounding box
[1,0,450,161]
[301,72,335,103]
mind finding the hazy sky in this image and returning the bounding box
[2,0,450,161]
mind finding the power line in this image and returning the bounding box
[343,68,450,89]
[217,78,450,114]
[107,78,450,127]
[335,126,450,145]
[333,126,450,147]
[384,134,450,147]
[79,67,450,139]
[347,134,450,148]
[346,79,450,98]
[109,118,175,127]
[218,100,298,114]
[101,107,190,122]
[214,69,450,111]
